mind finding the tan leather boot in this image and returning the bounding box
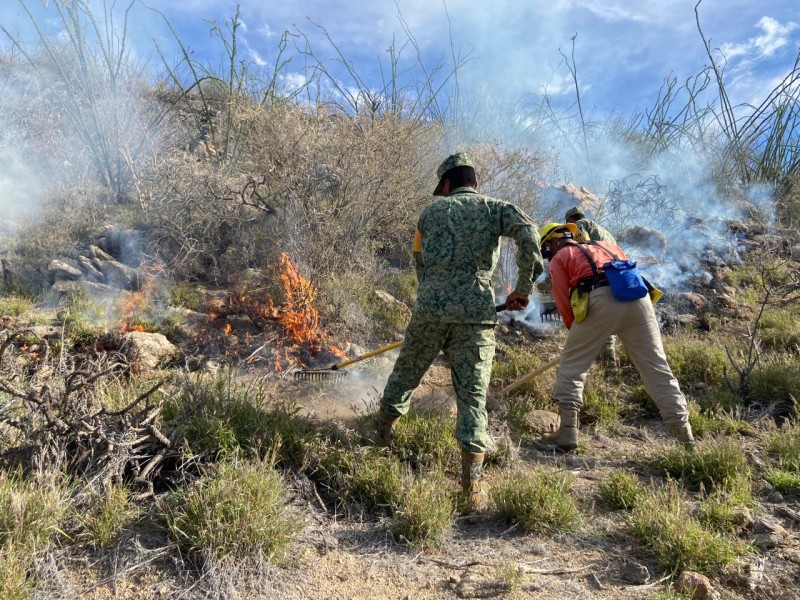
[601,347,618,368]
[461,451,489,512]
[375,411,400,448]
[669,422,696,451]
[539,408,579,450]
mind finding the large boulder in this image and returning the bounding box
[47,259,83,282]
[96,259,142,291]
[123,332,180,370]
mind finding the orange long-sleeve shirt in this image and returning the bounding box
[548,241,630,329]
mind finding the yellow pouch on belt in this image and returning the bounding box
[642,276,663,304]
[570,287,589,323]
[649,286,663,304]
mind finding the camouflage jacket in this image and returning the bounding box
[413,187,543,323]
[575,218,616,244]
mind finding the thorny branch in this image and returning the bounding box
[0,329,174,490]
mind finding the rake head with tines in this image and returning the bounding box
[293,368,348,383]
[293,340,403,382]
[539,301,562,322]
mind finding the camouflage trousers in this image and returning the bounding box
[380,314,495,453]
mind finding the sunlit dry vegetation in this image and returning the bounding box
[0,0,799,598]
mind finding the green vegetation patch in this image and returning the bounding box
[491,468,580,534]
[316,447,406,514]
[0,295,34,318]
[164,460,298,564]
[758,307,800,352]
[391,473,454,549]
[688,402,751,438]
[765,470,800,494]
[748,353,800,416]
[664,336,728,387]
[628,483,748,574]
[164,373,325,465]
[652,437,751,494]
[598,470,645,510]
[0,472,70,553]
[391,412,461,472]
[77,484,137,550]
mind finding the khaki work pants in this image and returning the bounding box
[554,287,689,426]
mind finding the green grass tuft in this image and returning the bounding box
[688,402,751,438]
[764,425,800,472]
[765,469,800,494]
[0,472,70,553]
[491,468,580,534]
[0,544,32,600]
[664,336,728,387]
[598,470,645,510]
[391,412,461,472]
[748,354,800,417]
[757,307,800,352]
[652,437,751,494]
[164,460,298,564]
[77,484,137,550]
[391,473,454,549]
[316,447,406,514]
[628,483,748,575]
[0,295,34,318]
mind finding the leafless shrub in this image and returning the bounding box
[0,327,171,498]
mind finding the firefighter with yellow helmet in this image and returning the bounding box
[537,222,694,450]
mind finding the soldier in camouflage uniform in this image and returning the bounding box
[565,206,618,365]
[565,206,616,244]
[374,151,543,510]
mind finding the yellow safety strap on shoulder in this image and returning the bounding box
[413,227,422,252]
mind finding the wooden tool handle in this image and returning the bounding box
[501,356,560,395]
[332,341,404,370]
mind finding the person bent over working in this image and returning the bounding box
[565,205,618,366]
[371,151,543,511]
[537,222,694,451]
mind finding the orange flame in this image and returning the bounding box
[272,252,321,348]
[224,323,233,335]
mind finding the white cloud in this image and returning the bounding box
[250,49,267,67]
[720,16,798,61]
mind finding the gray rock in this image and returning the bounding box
[619,559,650,584]
[78,256,105,283]
[48,259,83,281]
[51,279,132,301]
[97,259,141,290]
[523,410,560,435]
[373,290,410,315]
[88,244,114,262]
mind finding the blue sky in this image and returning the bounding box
[1,0,797,119]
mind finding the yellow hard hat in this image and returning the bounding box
[539,222,579,247]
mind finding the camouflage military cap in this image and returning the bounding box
[565,205,585,220]
[433,151,475,196]
[564,206,586,221]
